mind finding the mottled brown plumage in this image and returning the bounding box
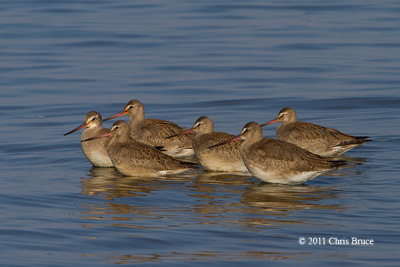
[83,120,193,177]
[209,122,346,184]
[104,99,194,158]
[262,107,370,156]
[170,116,248,172]
[64,111,113,167]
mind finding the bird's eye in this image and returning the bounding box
[241,128,248,135]
[91,117,96,121]
[128,105,134,109]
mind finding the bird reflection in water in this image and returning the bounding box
[103,250,308,264]
[242,183,343,214]
[190,171,345,228]
[79,168,351,264]
[80,167,349,226]
[81,166,199,198]
[81,167,157,199]
[80,167,198,225]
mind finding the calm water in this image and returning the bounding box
[1,0,400,265]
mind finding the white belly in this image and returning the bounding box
[244,161,325,185]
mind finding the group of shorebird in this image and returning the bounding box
[64,99,370,184]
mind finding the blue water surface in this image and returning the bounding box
[0,0,399,266]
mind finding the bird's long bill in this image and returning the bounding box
[81,132,111,142]
[64,122,87,136]
[207,135,242,149]
[261,118,279,126]
[166,128,194,139]
[103,110,127,121]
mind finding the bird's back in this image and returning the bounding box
[277,121,364,156]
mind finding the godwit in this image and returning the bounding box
[262,107,370,156]
[167,116,248,172]
[104,99,194,158]
[82,120,194,177]
[209,122,346,184]
[64,111,113,167]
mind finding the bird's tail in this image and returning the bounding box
[328,159,348,169]
[336,136,371,147]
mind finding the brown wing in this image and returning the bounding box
[146,118,181,128]
[114,139,186,171]
[245,138,332,173]
[133,119,193,148]
[196,132,243,159]
[278,122,356,148]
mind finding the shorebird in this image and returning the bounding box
[167,116,248,172]
[208,122,346,184]
[262,107,370,156]
[64,111,113,167]
[104,99,194,158]
[82,120,194,177]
